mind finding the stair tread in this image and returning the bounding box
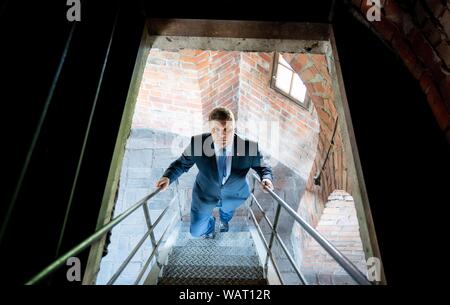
[158,277,267,285]
[169,245,257,257]
[180,220,250,233]
[160,264,264,280]
[167,252,261,267]
[155,213,264,285]
[174,232,253,247]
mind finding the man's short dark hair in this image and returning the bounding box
[208,107,235,122]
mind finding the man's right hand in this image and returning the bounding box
[156,177,170,191]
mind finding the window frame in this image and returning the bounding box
[270,52,311,110]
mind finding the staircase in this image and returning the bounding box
[157,217,267,285]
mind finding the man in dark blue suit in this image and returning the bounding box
[156,107,273,238]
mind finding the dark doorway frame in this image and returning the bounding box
[83,18,386,285]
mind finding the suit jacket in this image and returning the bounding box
[163,133,273,207]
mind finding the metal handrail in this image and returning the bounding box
[106,203,170,285]
[25,186,179,285]
[247,207,285,284]
[249,193,307,284]
[26,172,370,285]
[249,173,371,285]
[133,215,175,285]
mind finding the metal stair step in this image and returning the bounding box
[157,277,267,285]
[174,232,253,247]
[167,252,261,267]
[182,211,249,222]
[160,264,264,280]
[168,246,257,257]
[180,216,250,232]
[180,223,250,233]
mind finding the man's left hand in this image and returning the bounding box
[261,179,274,193]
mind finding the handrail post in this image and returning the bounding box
[248,175,257,221]
[264,201,281,275]
[142,201,161,268]
[250,192,308,284]
[248,207,285,284]
[175,180,183,221]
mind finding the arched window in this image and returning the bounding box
[270,53,310,109]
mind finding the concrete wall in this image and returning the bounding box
[96,129,197,284]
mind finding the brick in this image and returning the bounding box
[426,84,450,130]
[323,207,342,214]
[340,226,360,232]
[178,49,203,56]
[147,57,166,66]
[424,0,446,18]
[179,55,198,64]
[419,71,435,93]
[359,0,372,16]
[212,51,226,62]
[384,0,404,25]
[259,52,272,63]
[344,195,354,201]
[402,14,416,36]
[312,56,330,79]
[391,32,424,79]
[290,54,309,72]
[339,231,361,237]
[308,72,325,84]
[181,62,196,70]
[256,63,268,74]
[312,81,326,94]
[196,59,210,71]
[440,9,450,36]
[414,0,429,27]
[298,67,315,83]
[436,41,450,68]
[421,19,443,46]
[158,51,179,60]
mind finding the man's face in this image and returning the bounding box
[210,120,234,148]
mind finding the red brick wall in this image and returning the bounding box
[133,49,242,136]
[280,53,354,267]
[133,49,204,137]
[299,190,367,284]
[134,50,321,182]
[351,0,450,142]
[284,53,349,225]
[237,52,320,179]
[197,51,240,121]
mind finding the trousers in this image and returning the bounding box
[189,197,246,237]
